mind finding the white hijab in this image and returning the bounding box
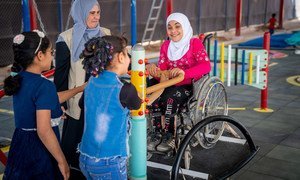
[167,13,193,61]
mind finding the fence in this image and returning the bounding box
[0,0,297,67]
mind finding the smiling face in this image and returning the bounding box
[86,4,100,29]
[167,20,183,42]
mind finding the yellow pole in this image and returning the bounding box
[220,42,225,82]
[248,52,253,85]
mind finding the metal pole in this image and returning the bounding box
[235,0,242,36]
[225,0,228,31]
[293,0,296,19]
[166,0,173,17]
[131,0,137,46]
[119,0,123,33]
[213,39,218,76]
[129,44,147,180]
[22,0,31,31]
[246,0,250,27]
[264,0,268,24]
[198,0,202,34]
[57,0,63,32]
[234,48,238,85]
[261,32,270,109]
[241,50,245,85]
[29,0,37,30]
[279,0,284,29]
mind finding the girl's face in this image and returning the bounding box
[41,46,54,71]
[167,20,183,42]
[86,4,100,29]
[122,49,131,75]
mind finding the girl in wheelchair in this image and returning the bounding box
[146,13,211,152]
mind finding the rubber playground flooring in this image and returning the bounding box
[1,50,300,179]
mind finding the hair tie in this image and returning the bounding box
[10,72,18,77]
[13,34,25,45]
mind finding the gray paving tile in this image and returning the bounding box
[227,100,254,108]
[265,112,300,126]
[267,93,299,101]
[286,101,300,108]
[231,109,273,120]
[249,127,289,144]
[232,114,261,128]
[252,120,298,134]
[253,141,277,157]
[280,134,300,149]
[0,114,12,121]
[0,129,14,139]
[249,157,300,180]
[235,170,284,180]
[266,145,300,164]
[0,100,13,109]
[293,128,300,136]
[276,107,300,116]
[0,164,5,177]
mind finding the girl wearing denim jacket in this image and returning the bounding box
[78,36,141,180]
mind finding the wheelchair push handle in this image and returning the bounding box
[146,70,184,95]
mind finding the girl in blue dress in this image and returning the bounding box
[3,30,85,180]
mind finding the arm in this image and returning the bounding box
[146,41,170,80]
[120,83,142,110]
[36,110,69,179]
[35,81,69,179]
[54,40,70,108]
[57,83,86,103]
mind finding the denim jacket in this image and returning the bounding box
[79,71,130,158]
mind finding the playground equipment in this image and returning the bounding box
[203,32,273,112]
[129,38,259,179]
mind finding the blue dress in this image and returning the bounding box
[3,71,63,180]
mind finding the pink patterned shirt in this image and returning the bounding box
[158,38,211,86]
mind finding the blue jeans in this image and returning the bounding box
[79,154,127,180]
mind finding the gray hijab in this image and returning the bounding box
[71,0,103,62]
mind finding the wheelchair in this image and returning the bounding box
[145,34,258,179]
[146,74,228,169]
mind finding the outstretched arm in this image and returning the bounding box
[57,83,86,103]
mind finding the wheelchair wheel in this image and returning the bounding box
[194,76,228,149]
[171,115,259,180]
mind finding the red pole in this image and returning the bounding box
[0,89,4,99]
[166,0,173,18]
[42,68,55,78]
[235,0,242,36]
[0,149,7,166]
[279,0,284,29]
[261,32,270,109]
[29,0,37,30]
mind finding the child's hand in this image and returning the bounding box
[146,63,160,78]
[58,159,70,180]
[169,68,185,78]
[79,82,87,92]
[160,73,169,82]
[60,106,67,120]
